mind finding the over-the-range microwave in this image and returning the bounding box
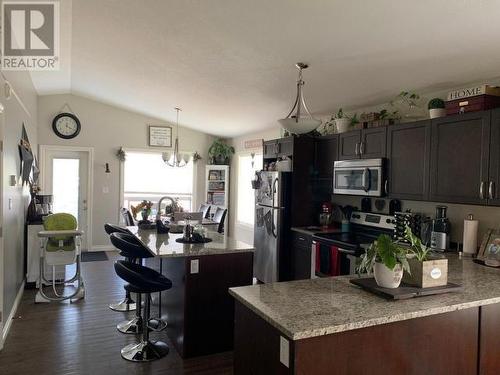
[333,158,385,197]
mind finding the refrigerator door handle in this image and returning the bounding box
[272,177,279,208]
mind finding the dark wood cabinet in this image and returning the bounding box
[290,232,313,280]
[361,127,387,159]
[314,135,338,178]
[338,128,386,160]
[338,130,361,160]
[487,109,500,206]
[386,121,431,200]
[429,111,491,205]
[264,137,294,159]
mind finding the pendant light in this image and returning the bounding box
[162,107,191,167]
[278,63,322,134]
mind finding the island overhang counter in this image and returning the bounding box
[229,256,500,375]
[128,227,254,358]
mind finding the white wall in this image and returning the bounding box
[37,94,214,249]
[229,128,280,244]
[0,70,38,334]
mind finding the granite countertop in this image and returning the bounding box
[229,256,500,340]
[291,226,345,236]
[128,226,254,258]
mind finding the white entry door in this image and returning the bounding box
[40,146,93,251]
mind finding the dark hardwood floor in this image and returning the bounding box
[0,252,233,375]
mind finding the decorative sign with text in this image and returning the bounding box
[149,125,172,147]
[244,139,263,149]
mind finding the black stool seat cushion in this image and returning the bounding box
[104,223,130,235]
[110,232,153,259]
[114,260,172,293]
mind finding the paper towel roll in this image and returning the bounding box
[463,215,479,255]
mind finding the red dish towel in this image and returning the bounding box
[330,246,340,276]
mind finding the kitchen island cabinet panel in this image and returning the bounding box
[429,111,491,204]
[479,303,500,374]
[386,120,431,200]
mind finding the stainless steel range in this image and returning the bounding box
[312,211,396,276]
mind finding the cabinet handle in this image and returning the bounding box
[480,181,485,200]
[384,180,388,195]
[277,143,281,154]
[360,141,365,155]
[355,143,360,156]
[489,181,495,200]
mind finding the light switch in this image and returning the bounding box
[102,186,109,194]
[190,259,199,274]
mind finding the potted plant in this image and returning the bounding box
[208,138,235,165]
[428,98,446,119]
[402,226,448,288]
[334,108,351,133]
[357,234,410,288]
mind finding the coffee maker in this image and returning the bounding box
[430,205,451,251]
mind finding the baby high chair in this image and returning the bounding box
[36,213,85,303]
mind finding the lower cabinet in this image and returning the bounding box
[291,232,313,280]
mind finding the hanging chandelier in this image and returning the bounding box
[278,62,322,134]
[162,107,191,167]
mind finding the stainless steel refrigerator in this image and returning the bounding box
[254,171,291,283]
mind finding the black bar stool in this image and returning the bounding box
[110,232,153,334]
[105,223,137,312]
[114,260,172,362]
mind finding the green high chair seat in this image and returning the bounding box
[44,213,78,252]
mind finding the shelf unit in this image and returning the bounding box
[205,165,229,231]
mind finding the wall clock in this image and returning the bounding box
[52,113,81,139]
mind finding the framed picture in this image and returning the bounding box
[149,125,172,147]
[477,228,500,261]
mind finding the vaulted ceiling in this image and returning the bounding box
[30,0,500,137]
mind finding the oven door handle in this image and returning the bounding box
[362,168,371,192]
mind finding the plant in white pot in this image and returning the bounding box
[357,234,410,289]
[428,98,446,119]
[334,108,351,133]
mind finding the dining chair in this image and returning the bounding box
[212,207,227,234]
[198,204,211,219]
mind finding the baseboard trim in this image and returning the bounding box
[89,245,114,252]
[2,279,25,346]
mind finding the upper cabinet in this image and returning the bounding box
[386,121,431,201]
[486,109,500,205]
[263,137,294,159]
[338,127,386,160]
[314,135,338,178]
[429,111,491,205]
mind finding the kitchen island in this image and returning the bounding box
[229,256,500,374]
[128,227,254,358]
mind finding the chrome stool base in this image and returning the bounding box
[148,318,167,332]
[121,340,169,362]
[117,317,142,334]
[109,297,136,312]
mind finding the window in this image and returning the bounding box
[236,153,262,226]
[122,151,194,213]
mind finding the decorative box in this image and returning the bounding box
[445,95,500,115]
[402,258,448,288]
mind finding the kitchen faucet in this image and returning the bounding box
[156,196,175,220]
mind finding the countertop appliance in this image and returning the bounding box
[253,171,292,283]
[333,158,385,197]
[312,211,396,276]
[430,205,451,251]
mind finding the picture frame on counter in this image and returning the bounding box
[148,125,172,147]
[477,228,500,265]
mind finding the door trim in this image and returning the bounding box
[38,145,94,251]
